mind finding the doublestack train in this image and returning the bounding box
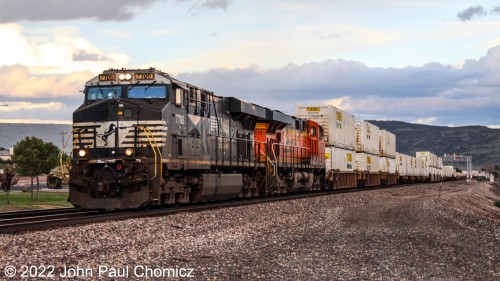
[69,68,452,209]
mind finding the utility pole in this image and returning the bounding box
[58,131,67,152]
[57,131,69,179]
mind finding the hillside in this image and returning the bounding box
[370,121,500,169]
[0,123,72,151]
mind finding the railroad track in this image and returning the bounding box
[0,183,442,234]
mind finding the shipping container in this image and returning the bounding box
[379,156,388,173]
[396,153,408,176]
[437,157,443,169]
[379,157,397,174]
[443,166,455,178]
[296,105,356,149]
[325,146,355,172]
[406,156,417,177]
[378,130,396,158]
[416,151,439,168]
[355,120,380,155]
[416,158,425,176]
[355,152,380,173]
[387,157,396,174]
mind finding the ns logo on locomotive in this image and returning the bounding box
[69,68,326,209]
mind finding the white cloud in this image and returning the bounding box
[0,101,66,111]
[178,44,500,126]
[412,117,438,125]
[0,65,91,98]
[0,101,75,123]
[0,23,130,75]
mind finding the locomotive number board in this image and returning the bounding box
[99,74,116,81]
[134,73,155,80]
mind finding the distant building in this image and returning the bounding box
[0,147,13,161]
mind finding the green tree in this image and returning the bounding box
[12,137,59,201]
[0,165,19,205]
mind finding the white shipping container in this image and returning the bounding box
[379,157,397,174]
[355,120,380,155]
[325,146,355,172]
[379,157,388,173]
[378,130,396,158]
[296,106,356,149]
[416,158,425,176]
[396,153,408,176]
[438,168,444,178]
[437,157,443,169]
[355,153,380,173]
[444,166,455,178]
[416,151,439,168]
[387,158,396,174]
[406,156,418,177]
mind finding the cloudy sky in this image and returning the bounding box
[0,0,499,127]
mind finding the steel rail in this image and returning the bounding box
[0,182,446,234]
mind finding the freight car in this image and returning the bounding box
[297,106,444,187]
[69,68,325,209]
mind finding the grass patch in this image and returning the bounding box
[495,200,500,208]
[0,192,71,210]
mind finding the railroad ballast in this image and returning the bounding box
[69,68,452,210]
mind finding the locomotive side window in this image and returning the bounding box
[127,85,168,99]
[87,86,122,100]
[310,126,316,136]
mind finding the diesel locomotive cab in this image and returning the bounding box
[69,69,174,209]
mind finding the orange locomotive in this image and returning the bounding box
[254,118,325,194]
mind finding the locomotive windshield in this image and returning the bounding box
[87,86,122,100]
[127,85,168,99]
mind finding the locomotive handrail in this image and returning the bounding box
[138,126,163,180]
[272,143,310,167]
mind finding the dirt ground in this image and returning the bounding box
[1,180,499,280]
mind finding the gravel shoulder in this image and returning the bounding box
[1,180,499,280]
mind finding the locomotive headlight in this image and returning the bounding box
[118,73,132,81]
[125,148,134,156]
[78,149,87,157]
